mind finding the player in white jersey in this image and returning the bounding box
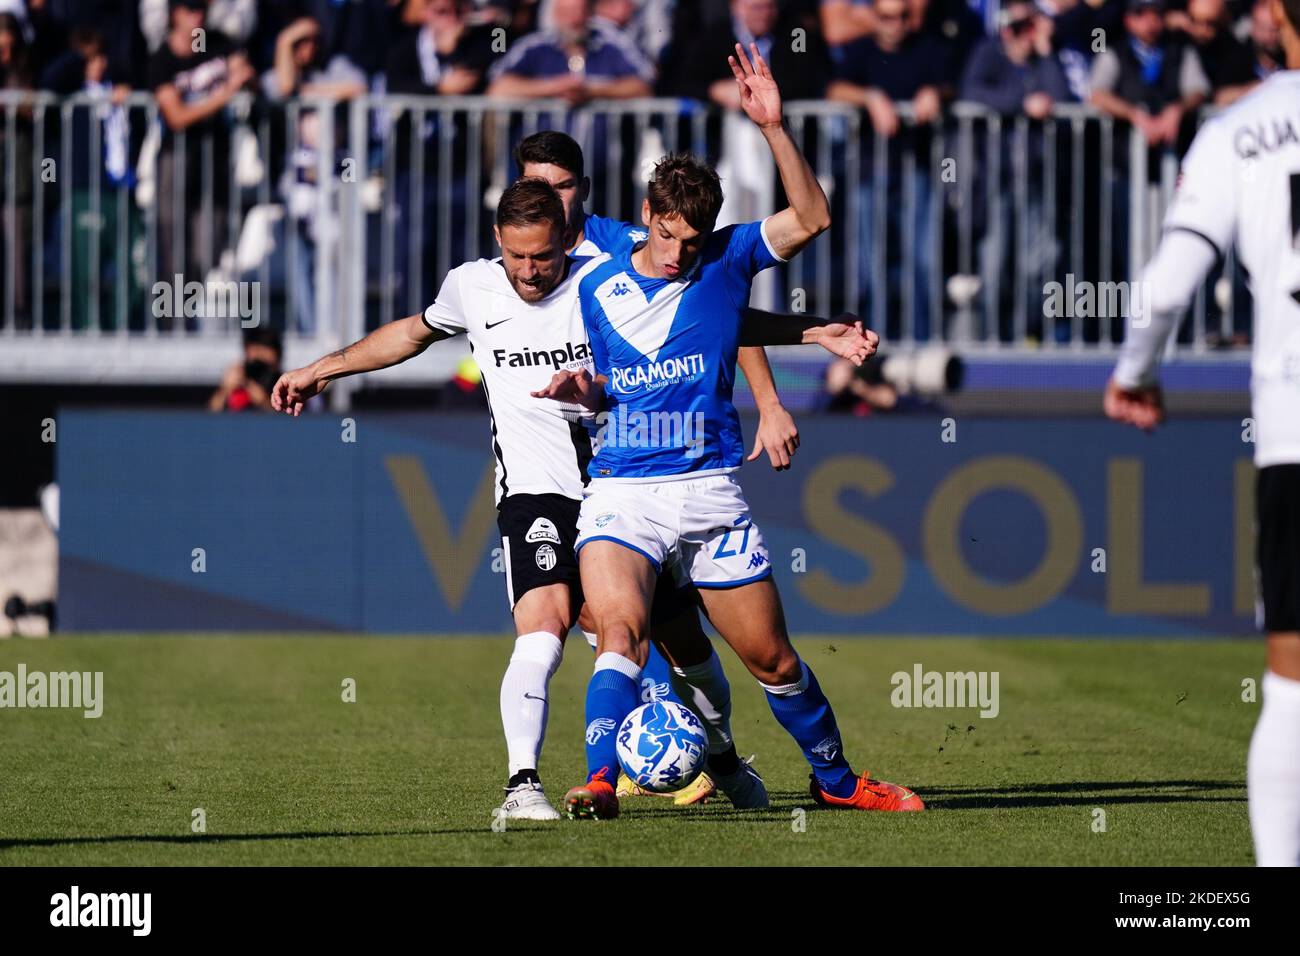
[271,177,875,820]
[1105,0,1300,866]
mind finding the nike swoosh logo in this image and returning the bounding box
[523,692,545,702]
[485,318,513,329]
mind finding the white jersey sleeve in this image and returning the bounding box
[1162,116,1237,257]
[1115,72,1300,467]
[1115,115,1237,389]
[423,267,468,336]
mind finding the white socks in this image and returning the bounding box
[759,661,810,697]
[671,650,734,754]
[499,631,564,776]
[593,650,642,680]
[1248,669,1300,866]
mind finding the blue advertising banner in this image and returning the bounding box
[57,411,1257,636]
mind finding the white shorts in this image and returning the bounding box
[575,474,772,589]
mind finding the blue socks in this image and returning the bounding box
[585,629,689,708]
[763,661,856,798]
[639,643,680,705]
[585,652,642,782]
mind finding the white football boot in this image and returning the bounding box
[712,756,770,810]
[499,780,561,821]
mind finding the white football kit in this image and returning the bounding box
[1112,69,1300,869]
[423,256,601,504]
[1114,70,1300,467]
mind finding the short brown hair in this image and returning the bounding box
[496,177,566,232]
[646,153,724,232]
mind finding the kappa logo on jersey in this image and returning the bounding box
[594,271,686,362]
[492,342,591,368]
[586,717,617,745]
[627,229,648,242]
[594,512,616,528]
[640,678,670,703]
[747,551,769,570]
[534,544,557,571]
[525,517,561,544]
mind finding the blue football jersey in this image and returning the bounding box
[578,218,784,479]
[574,214,648,258]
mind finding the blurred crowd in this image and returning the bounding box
[0,0,1279,345]
[0,0,1281,110]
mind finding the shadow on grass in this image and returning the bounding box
[912,778,1244,811]
[0,780,1248,845]
[615,779,1246,820]
[0,827,552,851]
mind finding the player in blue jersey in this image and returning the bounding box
[537,44,925,819]
[512,129,816,807]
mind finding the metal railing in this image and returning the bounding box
[0,92,1250,396]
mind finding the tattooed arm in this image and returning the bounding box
[271,313,450,416]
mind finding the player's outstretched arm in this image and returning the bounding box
[728,42,831,260]
[271,313,447,416]
[740,309,878,366]
[1105,229,1219,431]
[531,368,606,413]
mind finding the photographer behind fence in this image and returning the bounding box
[824,347,964,415]
[208,327,283,413]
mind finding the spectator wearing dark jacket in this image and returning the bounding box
[826,0,943,136]
[149,0,254,316]
[961,1,1073,116]
[487,0,653,102]
[826,0,942,341]
[667,0,831,104]
[963,4,1075,345]
[912,0,986,94]
[386,0,496,95]
[1088,0,1208,149]
[1243,0,1284,79]
[1051,0,1125,56]
[1180,0,1258,103]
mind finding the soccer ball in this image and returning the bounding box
[615,701,708,793]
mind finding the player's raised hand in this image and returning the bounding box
[748,403,800,471]
[728,42,782,130]
[812,316,878,366]
[1103,377,1165,432]
[271,366,328,417]
[531,368,601,411]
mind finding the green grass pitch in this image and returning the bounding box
[0,635,1258,866]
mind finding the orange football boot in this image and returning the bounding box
[810,771,925,811]
[564,767,621,820]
